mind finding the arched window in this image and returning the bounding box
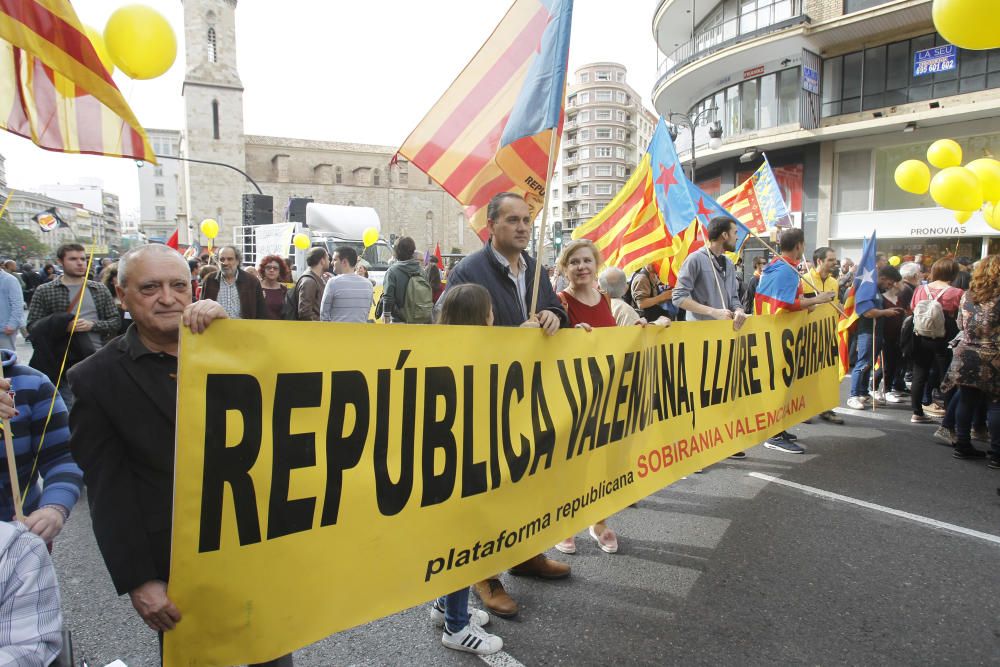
[207,27,217,63]
[335,166,343,184]
[211,100,220,139]
[373,169,381,186]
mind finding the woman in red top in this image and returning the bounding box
[552,240,668,556]
[258,254,292,320]
[909,258,964,423]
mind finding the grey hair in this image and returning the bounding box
[218,245,242,262]
[899,261,921,281]
[598,267,629,299]
[118,244,190,286]
[486,192,525,222]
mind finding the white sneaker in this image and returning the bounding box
[885,391,906,404]
[869,390,886,406]
[430,603,489,628]
[846,397,866,410]
[442,622,503,655]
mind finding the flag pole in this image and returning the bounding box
[528,128,561,317]
[871,319,878,412]
[0,363,23,522]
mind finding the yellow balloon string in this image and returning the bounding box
[20,249,96,505]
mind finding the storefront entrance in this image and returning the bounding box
[877,237,984,265]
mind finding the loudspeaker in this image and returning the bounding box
[242,194,273,226]
[287,197,312,223]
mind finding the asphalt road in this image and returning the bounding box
[33,323,997,667]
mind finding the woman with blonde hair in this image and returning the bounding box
[552,239,667,556]
[941,255,1000,465]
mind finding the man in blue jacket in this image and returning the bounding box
[438,191,569,619]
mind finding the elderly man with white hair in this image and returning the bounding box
[599,268,672,329]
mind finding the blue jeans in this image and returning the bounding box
[850,331,880,398]
[437,588,471,632]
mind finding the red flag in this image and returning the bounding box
[166,229,179,250]
[434,243,443,269]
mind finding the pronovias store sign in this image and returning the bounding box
[833,208,1000,240]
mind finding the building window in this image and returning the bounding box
[579,147,590,159]
[615,91,627,103]
[154,165,163,177]
[579,92,590,104]
[615,164,626,177]
[154,183,164,197]
[595,146,612,158]
[595,183,612,195]
[759,74,777,128]
[579,129,590,140]
[155,206,166,220]
[595,109,612,120]
[397,163,408,185]
[615,128,626,141]
[616,110,626,122]
[596,71,611,81]
[595,89,612,102]
[835,149,872,212]
[211,100,220,140]
[777,67,800,124]
[595,165,612,177]
[580,184,590,195]
[580,72,589,83]
[335,166,343,184]
[616,71,625,83]
[844,0,895,12]
[595,127,611,139]
[614,147,625,159]
[580,202,590,214]
[579,111,590,122]
[373,169,381,186]
[207,27,217,63]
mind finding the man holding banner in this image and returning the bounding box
[67,245,294,667]
[438,192,570,618]
[671,217,747,329]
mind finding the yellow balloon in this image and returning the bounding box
[930,166,983,211]
[965,158,1000,203]
[362,227,379,248]
[293,233,311,250]
[200,218,219,239]
[104,5,177,80]
[984,202,1000,231]
[85,26,115,77]
[888,255,901,267]
[894,159,931,195]
[933,0,1000,51]
[927,139,963,169]
[954,210,973,224]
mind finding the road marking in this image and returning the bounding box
[831,407,900,422]
[480,650,527,667]
[748,472,1000,546]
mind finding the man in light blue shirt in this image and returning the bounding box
[321,246,374,323]
[0,266,24,351]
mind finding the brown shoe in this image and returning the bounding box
[509,554,571,579]
[473,578,518,618]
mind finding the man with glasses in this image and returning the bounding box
[200,246,267,320]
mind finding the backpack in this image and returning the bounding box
[621,271,641,308]
[282,273,320,320]
[402,271,434,324]
[912,285,948,339]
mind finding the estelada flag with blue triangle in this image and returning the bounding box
[837,231,878,377]
[573,118,749,281]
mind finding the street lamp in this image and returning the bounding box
[666,108,722,182]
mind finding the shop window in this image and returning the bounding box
[835,150,871,212]
[724,85,740,138]
[759,74,777,128]
[777,67,800,124]
[741,79,758,132]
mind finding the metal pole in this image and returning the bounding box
[152,154,263,195]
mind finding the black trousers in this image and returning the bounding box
[910,336,949,416]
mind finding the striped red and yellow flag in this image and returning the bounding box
[0,0,154,161]
[572,152,671,274]
[397,0,572,241]
[719,178,766,233]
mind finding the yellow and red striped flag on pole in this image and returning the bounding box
[0,0,154,162]
[397,0,573,241]
[718,177,766,234]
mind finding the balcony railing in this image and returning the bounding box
[655,0,808,87]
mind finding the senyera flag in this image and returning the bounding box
[397,0,573,241]
[0,0,154,161]
[576,119,748,283]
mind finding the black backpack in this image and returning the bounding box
[282,273,321,320]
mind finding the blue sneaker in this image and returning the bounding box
[764,435,805,454]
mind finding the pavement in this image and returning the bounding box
[31,324,998,666]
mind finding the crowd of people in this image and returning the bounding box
[0,192,993,662]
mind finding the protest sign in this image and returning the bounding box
[165,311,838,665]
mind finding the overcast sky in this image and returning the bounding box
[0,0,661,217]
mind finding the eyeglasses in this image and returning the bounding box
[265,265,280,270]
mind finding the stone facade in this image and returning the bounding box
[173,0,480,256]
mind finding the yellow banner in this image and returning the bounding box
[165,311,839,666]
